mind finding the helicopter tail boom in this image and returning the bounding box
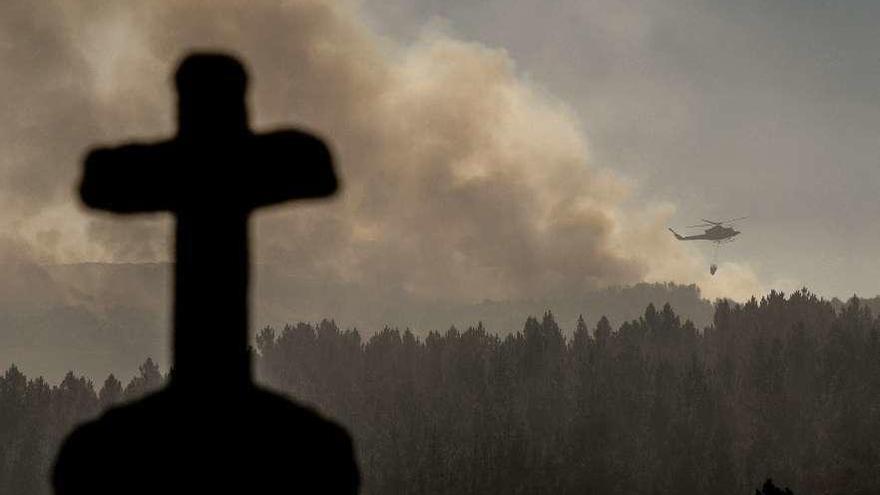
[668,228,685,240]
[669,228,714,241]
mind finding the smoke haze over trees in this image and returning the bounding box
[7,291,880,493]
[0,277,711,381]
[0,0,768,385]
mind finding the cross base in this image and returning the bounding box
[54,385,359,493]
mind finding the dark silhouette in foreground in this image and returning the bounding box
[757,478,794,495]
[53,53,358,493]
[8,292,864,493]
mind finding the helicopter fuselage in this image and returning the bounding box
[704,225,739,240]
[668,226,740,242]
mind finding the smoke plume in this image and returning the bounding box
[0,0,765,379]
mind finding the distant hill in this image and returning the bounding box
[830,295,880,316]
[2,261,715,382]
[357,282,716,334]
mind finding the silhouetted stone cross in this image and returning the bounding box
[80,53,336,390]
[53,54,359,494]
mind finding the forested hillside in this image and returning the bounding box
[5,290,877,493]
[2,262,713,382]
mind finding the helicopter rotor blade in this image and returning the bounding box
[684,216,747,229]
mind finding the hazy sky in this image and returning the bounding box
[3,0,880,332]
[361,0,880,298]
[3,0,880,380]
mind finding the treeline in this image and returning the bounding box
[4,290,877,493]
[0,358,164,494]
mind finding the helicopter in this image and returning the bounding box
[668,217,747,275]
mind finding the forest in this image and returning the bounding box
[5,289,879,494]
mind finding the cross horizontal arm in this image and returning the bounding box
[243,130,338,209]
[80,130,337,214]
[80,142,178,213]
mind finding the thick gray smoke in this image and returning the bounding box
[0,0,763,379]
[76,0,646,298]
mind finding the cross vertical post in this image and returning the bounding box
[54,52,358,494]
[78,53,338,391]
